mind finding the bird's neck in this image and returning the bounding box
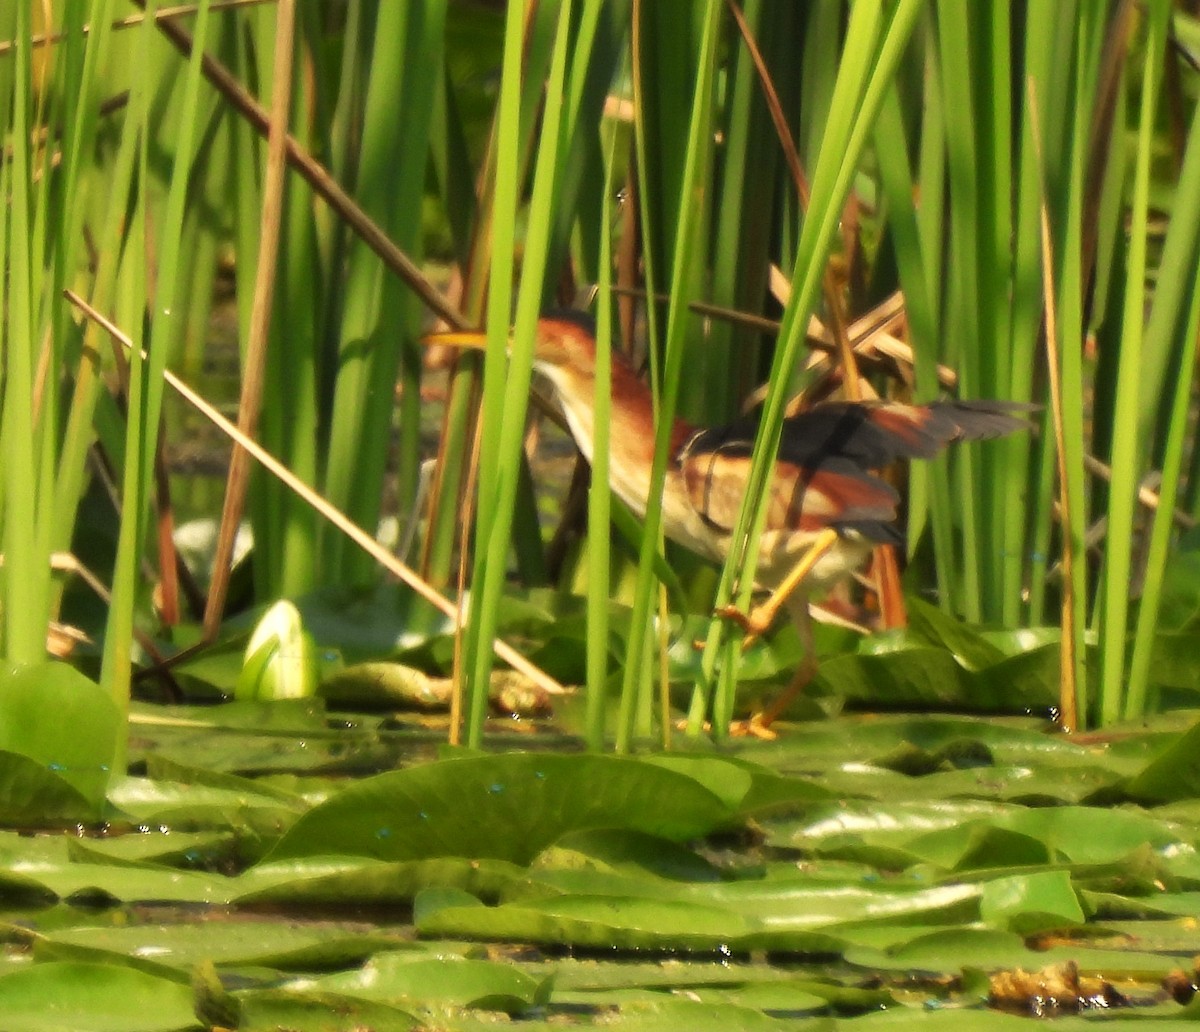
[536,350,694,520]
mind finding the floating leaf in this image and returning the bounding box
[0,751,98,827]
[903,596,1007,670]
[534,828,722,881]
[591,997,808,1031]
[302,951,551,1013]
[644,753,832,813]
[266,753,735,865]
[0,662,118,818]
[415,891,765,951]
[36,919,413,973]
[978,870,1085,934]
[232,989,420,1032]
[236,855,530,907]
[1122,716,1200,803]
[0,962,197,1032]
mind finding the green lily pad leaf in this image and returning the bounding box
[635,755,753,811]
[416,892,759,950]
[166,636,245,698]
[845,927,1027,973]
[534,828,722,881]
[192,958,238,1030]
[979,870,1085,934]
[1000,805,1184,863]
[702,879,983,930]
[412,885,483,924]
[0,855,235,906]
[68,830,253,870]
[772,797,1015,849]
[694,981,830,1014]
[235,855,530,906]
[903,596,1006,670]
[909,762,1118,806]
[820,625,1058,714]
[1082,889,1200,920]
[40,919,411,972]
[643,753,832,814]
[265,753,734,865]
[0,962,199,1032]
[1101,917,1200,951]
[907,824,1050,871]
[0,662,118,818]
[817,648,972,708]
[851,925,1179,981]
[233,989,420,1032]
[131,697,330,736]
[106,775,304,829]
[1122,716,1200,803]
[0,867,59,906]
[143,755,307,803]
[576,995,812,1031]
[0,751,99,827]
[539,956,777,992]
[970,645,1060,711]
[525,865,712,902]
[418,888,856,953]
[301,952,551,1013]
[127,703,374,779]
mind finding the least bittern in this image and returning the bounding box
[426,312,1031,730]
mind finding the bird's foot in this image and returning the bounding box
[714,603,777,651]
[727,714,779,740]
[674,714,779,740]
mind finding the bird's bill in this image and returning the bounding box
[419,328,490,351]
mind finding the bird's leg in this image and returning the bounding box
[716,527,841,650]
[729,595,817,738]
[749,594,817,734]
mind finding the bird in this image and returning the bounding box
[424,311,1033,732]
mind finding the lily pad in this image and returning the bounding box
[0,962,198,1032]
[233,989,420,1032]
[300,951,551,1013]
[978,870,1086,934]
[1122,716,1200,803]
[0,662,118,819]
[265,752,736,865]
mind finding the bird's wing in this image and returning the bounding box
[776,400,1036,466]
[676,398,1035,545]
[678,433,902,544]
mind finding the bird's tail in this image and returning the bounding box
[930,400,1040,443]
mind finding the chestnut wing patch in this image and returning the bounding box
[679,443,901,544]
[676,399,1033,545]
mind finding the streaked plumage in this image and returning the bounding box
[527,313,1030,595]
[425,312,1033,729]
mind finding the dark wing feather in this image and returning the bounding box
[687,400,1035,469]
[677,398,1035,545]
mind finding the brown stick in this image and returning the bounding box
[202,0,295,640]
[1028,79,1077,734]
[65,289,569,699]
[129,0,468,332]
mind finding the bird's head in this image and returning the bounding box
[421,311,598,377]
